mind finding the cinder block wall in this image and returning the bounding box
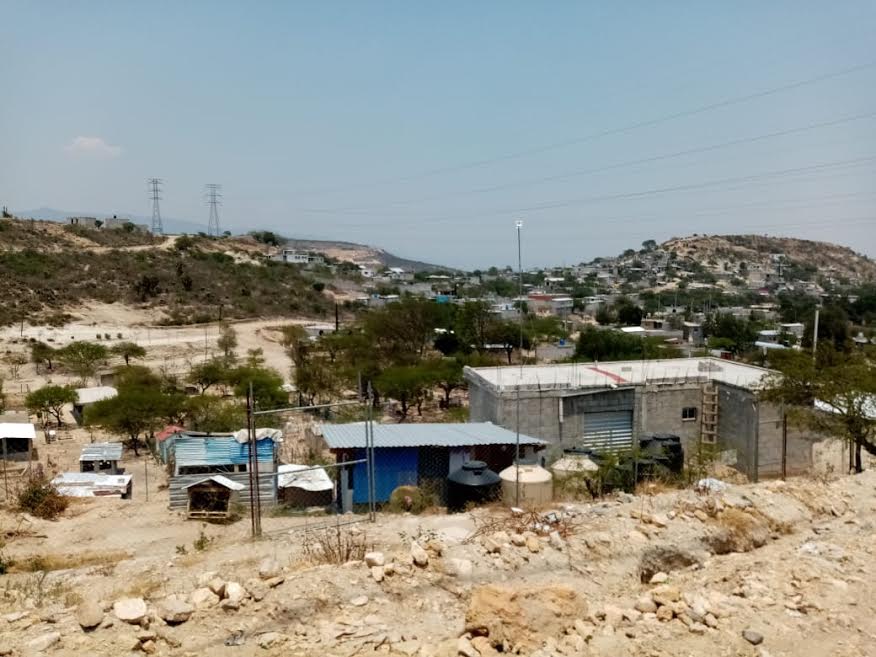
[638,383,702,456]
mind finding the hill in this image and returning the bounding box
[660,234,876,283]
[0,218,333,327]
[282,238,448,272]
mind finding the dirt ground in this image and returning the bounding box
[0,413,873,657]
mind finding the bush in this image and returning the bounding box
[17,478,69,520]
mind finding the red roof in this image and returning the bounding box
[156,425,185,443]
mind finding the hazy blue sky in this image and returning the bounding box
[2,2,875,268]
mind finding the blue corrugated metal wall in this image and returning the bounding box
[173,437,274,470]
[353,447,418,504]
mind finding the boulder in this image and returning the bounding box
[638,545,701,583]
[464,584,587,653]
[548,531,565,550]
[482,537,502,554]
[649,572,668,584]
[364,552,385,568]
[258,632,288,649]
[634,596,657,614]
[207,578,226,597]
[245,579,269,602]
[525,536,541,553]
[224,582,246,604]
[26,632,61,652]
[650,585,681,607]
[76,600,104,630]
[258,558,282,580]
[113,598,148,624]
[743,629,764,645]
[443,558,473,579]
[157,597,193,624]
[510,533,527,547]
[350,595,369,607]
[189,587,220,609]
[410,542,429,567]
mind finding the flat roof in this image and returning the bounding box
[465,357,772,392]
[79,442,123,462]
[0,423,35,440]
[320,422,546,450]
[74,386,118,405]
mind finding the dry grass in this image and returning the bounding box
[464,507,581,544]
[301,526,371,565]
[8,549,129,574]
[119,576,164,600]
[704,508,770,554]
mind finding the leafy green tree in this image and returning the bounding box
[595,304,615,326]
[110,341,147,366]
[802,304,849,352]
[575,326,672,361]
[454,301,494,353]
[26,385,78,428]
[641,239,657,251]
[362,297,443,365]
[616,303,644,327]
[229,365,286,409]
[376,365,432,421]
[486,320,531,365]
[58,341,108,382]
[703,314,756,355]
[429,358,466,407]
[30,341,57,374]
[186,358,230,394]
[183,395,247,433]
[762,349,876,473]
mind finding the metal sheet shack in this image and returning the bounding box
[320,422,546,511]
[79,442,123,474]
[0,418,36,462]
[164,429,280,511]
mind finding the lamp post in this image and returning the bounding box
[515,219,523,507]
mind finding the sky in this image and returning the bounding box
[2,2,875,269]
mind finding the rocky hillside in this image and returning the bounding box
[284,238,448,272]
[662,234,876,282]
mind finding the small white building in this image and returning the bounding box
[273,250,325,266]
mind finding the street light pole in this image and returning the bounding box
[515,219,523,507]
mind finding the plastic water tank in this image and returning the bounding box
[447,461,501,512]
[499,461,553,507]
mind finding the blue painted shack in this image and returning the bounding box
[320,422,546,511]
[165,430,280,511]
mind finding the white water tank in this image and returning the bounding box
[499,463,553,507]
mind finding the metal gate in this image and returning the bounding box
[580,411,634,452]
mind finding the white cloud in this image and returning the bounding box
[64,136,122,158]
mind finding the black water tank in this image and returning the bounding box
[447,461,501,512]
[639,433,684,474]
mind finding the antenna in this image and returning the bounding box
[148,178,163,235]
[205,183,222,237]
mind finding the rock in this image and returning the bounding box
[245,579,269,602]
[189,587,220,609]
[649,572,668,584]
[648,512,669,528]
[157,597,193,624]
[197,571,218,587]
[113,598,148,624]
[655,605,674,622]
[510,533,526,547]
[548,531,565,550]
[471,635,501,657]
[350,595,369,607]
[426,539,445,556]
[622,608,641,623]
[650,585,681,607]
[3,611,28,623]
[638,545,701,583]
[465,584,587,654]
[258,632,287,649]
[207,577,226,597]
[482,537,502,554]
[141,639,157,654]
[258,558,282,580]
[634,595,657,614]
[371,566,385,582]
[573,618,595,641]
[602,604,624,628]
[457,636,478,657]
[694,510,709,522]
[704,613,718,628]
[706,509,770,554]
[220,598,241,611]
[0,642,12,656]
[76,600,104,630]
[525,536,541,553]
[364,552,385,567]
[444,558,473,579]
[265,576,285,588]
[743,629,764,645]
[225,582,246,604]
[410,541,429,567]
[27,632,61,652]
[688,622,707,634]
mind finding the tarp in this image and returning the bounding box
[231,428,283,445]
[52,472,132,497]
[0,423,36,441]
[277,464,333,491]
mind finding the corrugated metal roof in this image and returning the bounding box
[182,475,244,491]
[173,436,275,467]
[319,422,547,450]
[52,472,132,497]
[278,464,333,491]
[0,423,36,440]
[79,442,123,461]
[74,386,118,405]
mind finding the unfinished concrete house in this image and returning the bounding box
[464,357,836,480]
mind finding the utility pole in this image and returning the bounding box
[812,308,820,360]
[515,219,523,507]
[148,178,163,235]
[205,184,222,237]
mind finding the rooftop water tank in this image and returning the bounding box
[499,461,553,507]
[447,461,501,512]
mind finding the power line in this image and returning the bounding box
[291,59,876,197]
[299,109,876,214]
[148,178,163,235]
[318,154,876,229]
[205,184,222,237]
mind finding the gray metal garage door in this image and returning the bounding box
[581,411,634,452]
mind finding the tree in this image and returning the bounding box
[58,341,108,382]
[186,358,230,394]
[703,314,756,355]
[641,239,657,252]
[217,322,238,362]
[802,304,849,352]
[86,387,169,456]
[30,342,57,374]
[3,353,27,379]
[429,358,466,407]
[133,274,161,301]
[26,385,77,428]
[762,349,876,473]
[595,304,615,326]
[486,320,531,365]
[575,326,672,361]
[228,365,286,409]
[376,365,432,421]
[183,395,247,433]
[110,341,146,366]
[616,303,644,327]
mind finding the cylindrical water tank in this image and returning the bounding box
[447,460,501,512]
[499,462,553,507]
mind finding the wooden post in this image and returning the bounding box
[781,410,788,480]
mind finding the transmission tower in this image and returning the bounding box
[205,183,222,237]
[148,178,163,235]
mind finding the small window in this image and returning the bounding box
[682,407,698,421]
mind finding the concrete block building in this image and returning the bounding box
[465,358,833,481]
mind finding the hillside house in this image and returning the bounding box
[79,442,123,474]
[272,250,325,266]
[72,386,118,425]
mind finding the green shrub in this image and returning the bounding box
[17,478,69,520]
